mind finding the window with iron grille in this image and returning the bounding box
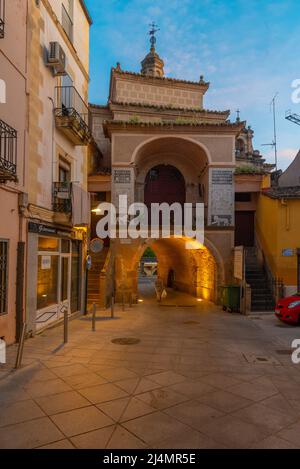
[0,241,8,315]
[0,0,5,39]
[0,119,17,182]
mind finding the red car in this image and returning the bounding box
[275,294,300,325]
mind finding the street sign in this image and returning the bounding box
[90,238,104,254]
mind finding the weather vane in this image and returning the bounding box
[149,22,160,49]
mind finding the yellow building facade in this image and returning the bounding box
[256,185,300,297]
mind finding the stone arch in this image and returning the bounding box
[128,235,225,303]
[131,135,212,166]
[132,136,210,205]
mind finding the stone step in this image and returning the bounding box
[88,295,100,301]
[252,293,273,299]
[251,305,274,312]
[246,269,266,275]
[247,281,270,287]
[251,298,274,305]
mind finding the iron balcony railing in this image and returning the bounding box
[53,181,72,213]
[54,86,91,142]
[0,0,5,39]
[62,4,73,42]
[0,119,17,182]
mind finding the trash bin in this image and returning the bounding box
[219,285,240,312]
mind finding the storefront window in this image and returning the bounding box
[37,255,59,310]
[36,236,81,314]
[38,237,59,252]
[61,239,70,253]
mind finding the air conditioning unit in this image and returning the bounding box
[46,42,67,76]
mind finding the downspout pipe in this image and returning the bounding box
[281,198,290,231]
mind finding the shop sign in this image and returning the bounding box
[29,222,56,235]
[41,256,51,270]
[28,222,73,238]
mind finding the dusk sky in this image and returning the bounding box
[85,0,300,170]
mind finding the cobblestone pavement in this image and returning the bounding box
[1,284,300,449]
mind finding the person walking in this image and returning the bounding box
[155,276,165,302]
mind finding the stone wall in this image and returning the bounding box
[114,76,205,109]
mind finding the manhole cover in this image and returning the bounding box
[276,349,291,355]
[183,321,199,325]
[111,338,140,345]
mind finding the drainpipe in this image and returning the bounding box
[281,199,290,231]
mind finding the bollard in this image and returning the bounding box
[64,307,68,344]
[92,303,97,332]
[129,292,132,308]
[111,295,115,319]
[122,292,125,312]
[15,323,27,370]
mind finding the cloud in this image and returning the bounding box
[278,148,299,160]
[147,6,162,17]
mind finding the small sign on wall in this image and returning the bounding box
[208,168,234,227]
[282,248,294,257]
[41,256,51,270]
[112,167,135,209]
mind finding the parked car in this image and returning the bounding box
[275,294,300,325]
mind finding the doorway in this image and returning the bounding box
[235,211,255,247]
[167,269,175,288]
[144,165,185,208]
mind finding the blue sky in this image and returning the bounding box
[85,0,300,170]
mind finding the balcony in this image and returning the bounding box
[53,182,72,213]
[54,86,92,145]
[0,0,5,39]
[62,4,73,43]
[0,119,17,183]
